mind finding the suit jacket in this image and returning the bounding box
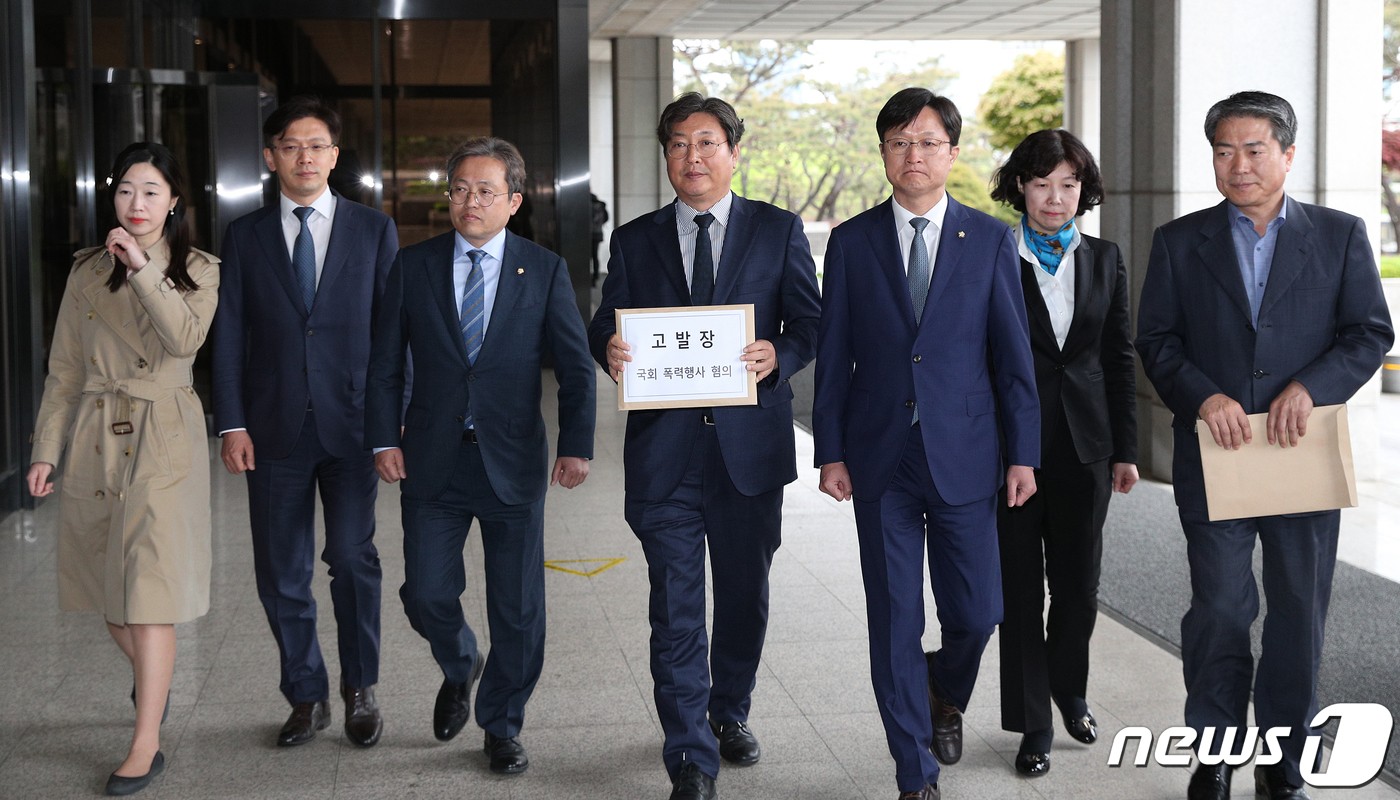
[212,190,399,459]
[587,195,821,500]
[812,195,1040,506]
[1018,232,1137,466]
[1135,197,1393,510]
[365,230,596,505]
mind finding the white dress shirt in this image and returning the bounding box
[1016,222,1080,350]
[454,228,506,339]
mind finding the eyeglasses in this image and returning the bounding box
[665,140,729,160]
[444,186,504,207]
[274,143,335,157]
[881,138,950,155]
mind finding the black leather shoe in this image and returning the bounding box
[710,719,760,766]
[1061,710,1098,744]
[341,682,383,747]
[433,656,485,742]
[669,762,717,800]
[1188,763,1233,800]
[1014,751,1050,777]
[1255,765,1311,799]
[483,731,529,775]
[897,784,939,800]
[104,751,164,796]
[924,653,962,765]
[277,700,331,747]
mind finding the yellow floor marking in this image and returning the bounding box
[544,557,627,577]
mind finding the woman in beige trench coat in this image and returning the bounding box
[27,142,218,797]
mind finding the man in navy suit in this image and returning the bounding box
[213,97,396,748]
[1136,92,1393,800]
[589,93,820,800]
[365,137,595,776]
[812,88,1040,800]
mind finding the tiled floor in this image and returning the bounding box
[0,371,1395,799]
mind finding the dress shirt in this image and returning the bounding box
[892,192,948,294]
[1227,199,1287,325]
[279,188,336,286]
[1017,222,1081,350]
[454,229,506,340]
[676,193,733,289]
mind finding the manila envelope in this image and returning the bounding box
[1196,404,1357,522]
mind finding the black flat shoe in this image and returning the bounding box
[434,656,484,742]
[669,762,717,800]
[104,751,164,796]
[1061,710,1098,744]
[341,682,383,748]
[1014,751,1050,777]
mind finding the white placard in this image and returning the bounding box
[616,304,757,410]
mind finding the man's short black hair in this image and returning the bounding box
[876,88,962,146]
[263,96,343,146]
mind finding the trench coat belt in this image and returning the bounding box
[82,372,192,434]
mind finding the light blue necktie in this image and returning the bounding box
[292,206,317,313]
[459,249,486,430]
[907,217,930,425]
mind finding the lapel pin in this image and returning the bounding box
[957,231,965,238]
[516,268,524,275]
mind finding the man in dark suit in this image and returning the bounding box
[365,137,595,776]
[1136,91,1393,800]
[812,88,1040,800]
[589,93,820,800]
[213,97,396,748]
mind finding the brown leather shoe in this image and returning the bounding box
[341,683,383,747]
[924,653,962,765]
[898,784,939,800]
[277,700,330,747]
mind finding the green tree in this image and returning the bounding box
[977,50,1065,152]
[673,40,963,221]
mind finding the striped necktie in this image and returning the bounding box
[459,249,486,429]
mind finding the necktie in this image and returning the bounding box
[459,249,486,429]
[907,217,931,323]
[907,217,931,426]
[691,213,715,306]
[292,206,316,313]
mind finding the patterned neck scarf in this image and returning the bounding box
[1022,215,1076,276]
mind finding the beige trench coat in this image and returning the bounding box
[31,243,219,625]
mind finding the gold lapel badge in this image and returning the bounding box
[957,231,965,238]
[516,268,524,275]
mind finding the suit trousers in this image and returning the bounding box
[997,410,1109,735]
[247,408,382,704]
[1180,506,1340,786]
[399,437,547,738]
[624,421,783,781]
[854,424,1002,792]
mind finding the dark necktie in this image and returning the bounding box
[691,213,715,306]
[908,216,931,323]
[292,206,316,314]
[907,217,931,426]
[459,249,486,429]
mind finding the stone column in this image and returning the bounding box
[611,37,671,227]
